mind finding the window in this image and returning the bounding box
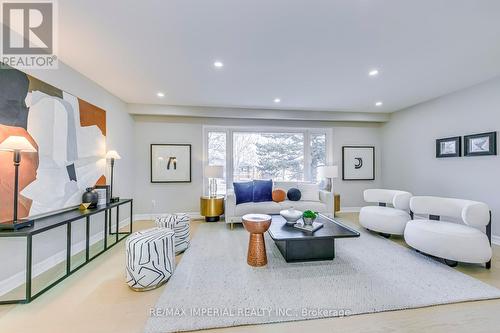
[204,127,330,191]
[233,132,304,181]
[310,133,326,183]
[207,131,227,194]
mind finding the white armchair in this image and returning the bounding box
[404,196,492,268]
[359,189,412,237]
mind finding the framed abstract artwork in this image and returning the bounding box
[436,136,461,158]
[342,146,375,181]
[150,144,192,183]
[464,132,497,157]
[0,62,107,224]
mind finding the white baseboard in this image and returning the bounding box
[491,235,500,246]
[0,217,131,297]
[134,212,202,221]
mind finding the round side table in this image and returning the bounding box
[242,214,272,267]
[200,196,224,222]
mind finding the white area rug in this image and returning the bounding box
[144,219,500,333]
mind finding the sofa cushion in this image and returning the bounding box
[298,183,320,202]
[272,189,286,203]
[287,188,301,201]
[253,179,273,202]
[235,201,281,216]
[359,206,410,235]
[273,181,298,192]
[279,200,327,213]
[233,181,254,205]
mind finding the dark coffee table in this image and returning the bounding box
[268,214,360,262]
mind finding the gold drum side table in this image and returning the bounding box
[200,196,224,222]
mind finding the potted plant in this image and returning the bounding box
[302,210,318,226]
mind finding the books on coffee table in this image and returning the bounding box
[293,221,324,233]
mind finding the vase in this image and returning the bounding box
[303,216,316,226]
[82,187,99,208]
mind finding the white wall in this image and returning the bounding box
[382,76,500,236]
[0,62,135,296]
[133,115,383,216]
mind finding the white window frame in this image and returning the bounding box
[203,125,333,194]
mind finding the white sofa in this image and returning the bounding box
[225,181,333,226]
[404,196,492,268]
[359,189,412,237]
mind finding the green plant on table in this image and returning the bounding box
[303,210,318,219]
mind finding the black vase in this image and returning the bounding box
[82,187,99,208]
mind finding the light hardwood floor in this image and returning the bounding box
[0,213,499,333]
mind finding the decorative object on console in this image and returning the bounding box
[0,136,37,230]
[200,195,224,222]
[82,187,99,208]
[287,188,301,201]
[302,210,318,225]
[79,202,91,211]
[272,188,286,203]
[150,144,191,183]
[464,132,497,157]
[0,64,107,224]
[233,181,254,204]
[205,165,224,198]
[95,185,110,205]
[106,150,121,202]
[253,179,273,202]
[242,214,272,267]
[126,227,175,291]
[342,146,375,180]
[317,165,338,192]
[279,208,303,225]
[436,136,461,158]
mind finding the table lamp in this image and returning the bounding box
[0,136,37,230]
[318,165,338,192]
[106,150,121,202]
[205,165,224,198]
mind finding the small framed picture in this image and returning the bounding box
[94,185,111,205]
[151,144,192,183]
[436,136,461,158]
[342,146,375,181]
[464,132,497,156]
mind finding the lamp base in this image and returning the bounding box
[0,219,34,231]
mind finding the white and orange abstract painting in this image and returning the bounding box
[0,64,107,223]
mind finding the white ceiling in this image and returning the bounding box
[57,0,500,113]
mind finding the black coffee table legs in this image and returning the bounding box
[274,238,335,262]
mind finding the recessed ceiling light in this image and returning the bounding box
[157,92,165,98]
[369,69,379,77]
[375,101,383,107]
[274,98,281,103]
[213,61,224,68]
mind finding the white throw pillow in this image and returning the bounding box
[298,183,320,202]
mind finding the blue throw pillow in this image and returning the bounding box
[233,181,254,205]
[287,188,301,201]
[253,179,273,202]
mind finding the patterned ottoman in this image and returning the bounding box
[155,213,191,254]
[126,227,175,291]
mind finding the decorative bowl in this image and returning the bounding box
[280,208,303,225]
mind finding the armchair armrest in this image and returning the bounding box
[225,190,237,223]
[319,190,334,215]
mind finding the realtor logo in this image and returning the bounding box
[1,0,58,68]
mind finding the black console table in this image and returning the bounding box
[0,199,133,304]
